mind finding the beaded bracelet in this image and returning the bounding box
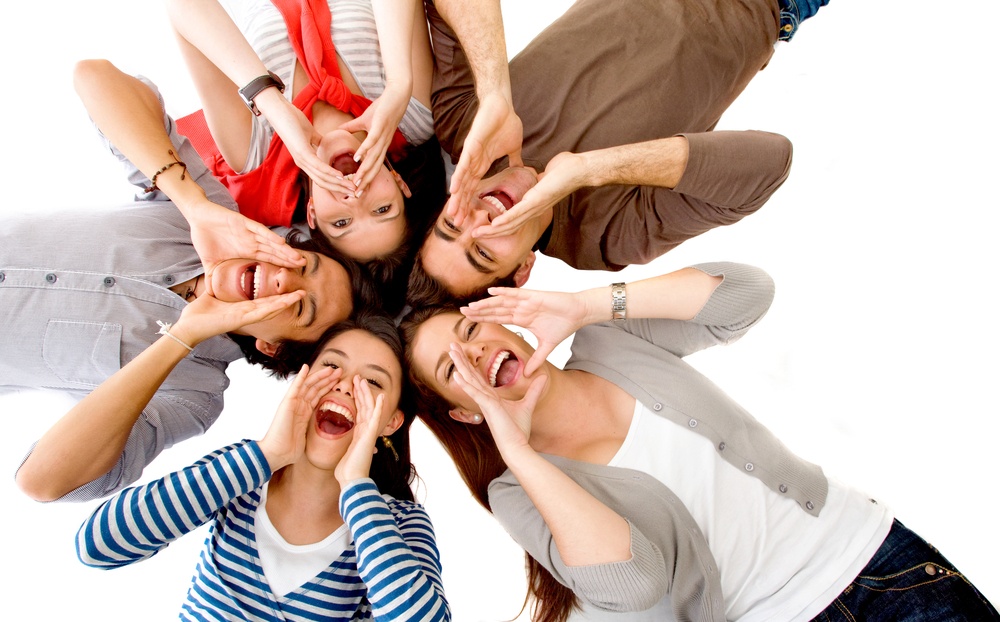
[144,149,188,194]
[156,320,194,352]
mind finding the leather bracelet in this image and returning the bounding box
[611,282,626,323]
[238,71,285,116]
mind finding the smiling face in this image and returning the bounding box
[308,130,411,262]
[410,311,537,413]
[211,250,353,347]
[304,328,405,468]
[418,166,542,298]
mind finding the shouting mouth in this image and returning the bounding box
[240,264,262,300]
[481,191,515,221]
[315,401,355,437]
[488,350,521,388]
[331,152,360,177]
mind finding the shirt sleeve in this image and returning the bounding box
[340,479,451,621]
[488,473,670,613]
[674,130,792,215]
[75,440,270,569]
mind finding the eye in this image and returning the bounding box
[475,246,493,262]
[465,322,478,340]
[445,362,456,382]
[444,218,460,232]
[366,377,384,389]
[323,362,340,370]
[333,218,351,228]
[296,300,303,317]
[374,205,391,215]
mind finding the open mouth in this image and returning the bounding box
[488,350,521,388]
[239,264,262,300]
[315,401,355,437]
[480,191,515,221]
[331,152,360,177]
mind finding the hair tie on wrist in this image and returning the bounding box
[156,320,194,351]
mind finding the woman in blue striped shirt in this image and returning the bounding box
[76,313,450,621]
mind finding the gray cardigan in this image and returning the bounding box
[488,263,829,621]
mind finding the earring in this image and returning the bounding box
[471,414,483,424]
[380,436,399,461]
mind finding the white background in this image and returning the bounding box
[1,1,999,620]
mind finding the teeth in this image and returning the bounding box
[489,351,510,387]
[482,195,507,213]
[319,402,354,422]
[253,266,261,300]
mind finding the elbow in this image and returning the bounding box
[15,460,74,503]
[72,59,117,100]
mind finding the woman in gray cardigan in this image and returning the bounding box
[401,263,999,622]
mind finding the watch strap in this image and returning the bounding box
[611,282,626,322]
[239,71,285,116]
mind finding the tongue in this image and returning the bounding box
[241,266,256,299]
[332,154,360,176]
[494,356,519,387]
[318,411,354,435]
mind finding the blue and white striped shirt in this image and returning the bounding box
[77,441,449,621]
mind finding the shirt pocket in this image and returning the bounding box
[43,320,122,388]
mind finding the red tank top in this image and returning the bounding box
[178,0,409,226]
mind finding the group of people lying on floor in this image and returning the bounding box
[3,0,997,620]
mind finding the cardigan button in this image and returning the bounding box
[805,501,815,511]
[162,274,176,285]
[0,271,5,283]
[45,273,57,283]
[652,403,663,411]
[744,462,754,472]
[103,276,116,287]
[688,419,697,428]
[779,484,788,493]
[718,442,726,451]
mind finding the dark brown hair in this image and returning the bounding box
[229,230,382,377]
[307,311,417,501]
[399,305,577,622]
[405,252,518,309]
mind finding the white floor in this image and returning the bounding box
[1,1,997,620]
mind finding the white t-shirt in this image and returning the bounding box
[255,483,352,597]
[609,401,893,621]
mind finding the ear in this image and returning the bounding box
[255,338,279,357]
[392,171,412,198]
[513,251,537,287]
[448,408,483,425]
[380,408,405,436]
[305,198,317,229]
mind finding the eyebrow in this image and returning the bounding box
[329,210,402,239]
[303,254,320,327]
[433,224,492,274]
[434,316,466,380]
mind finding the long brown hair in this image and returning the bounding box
[400,306,578,622]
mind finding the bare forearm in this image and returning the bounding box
[371,0,417,93]
[574,267,723,326]
[16,334,193,501]
[581,136,690,189]
[434,0,511,99]
[165,0,269,88]
[503,445,631,566]
[73,60,211,212]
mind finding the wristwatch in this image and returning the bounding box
[611,282,626,323]
[239,71,285,116]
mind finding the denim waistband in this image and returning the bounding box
[777,0,830,41]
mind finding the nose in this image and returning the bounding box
[467,204,492,227]
[333,375,353,397]
[461,341,487,367]
[275,266,305,294]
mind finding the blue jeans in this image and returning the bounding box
[778,0,831,41]
[812,520,999,621]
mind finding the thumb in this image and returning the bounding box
[520,374,548,411]
[523,342,553,378]
[507,146,524,170]
[338,117,365,134]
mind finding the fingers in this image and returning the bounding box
[523,344,552,378]
[443,194,472,230]
[299,365,337,405]
[239,290,306,325]
[520,374,548,410]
